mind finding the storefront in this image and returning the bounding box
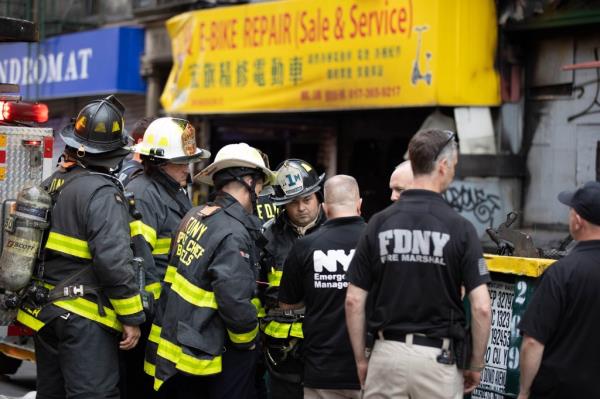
[161,0,508,219]
[0,26,147,163]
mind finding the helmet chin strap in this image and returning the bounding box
[234,175,258,213]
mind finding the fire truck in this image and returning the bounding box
[0,16,54,374]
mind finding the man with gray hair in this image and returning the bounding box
[389,160,414,202]
[346,129,492,398]
[278,175,366,399]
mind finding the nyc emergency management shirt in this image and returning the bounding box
[279,216,366,389]
[346,190,490,338]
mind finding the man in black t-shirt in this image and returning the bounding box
[279,175,366,399]
[518,181,600,399]
[346,129,492,399]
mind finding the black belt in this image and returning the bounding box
[378,331,445,349]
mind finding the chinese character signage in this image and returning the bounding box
[161,0,500,113]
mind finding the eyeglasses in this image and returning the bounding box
[433,130,457,161]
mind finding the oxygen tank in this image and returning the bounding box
[0,185,52,291]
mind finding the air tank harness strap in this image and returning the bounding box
[45,267,106,316]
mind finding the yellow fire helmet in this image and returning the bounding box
[134,117,210,164]
[195,142,275,186]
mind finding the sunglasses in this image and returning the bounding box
[433,130,457,161]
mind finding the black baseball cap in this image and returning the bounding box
[558,181,600,226]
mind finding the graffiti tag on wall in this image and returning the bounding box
[443,180,505,238]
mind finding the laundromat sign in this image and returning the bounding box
[161,0,500,113]
[0,27,146,100]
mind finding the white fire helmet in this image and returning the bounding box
[195,143,275,186]
[134,117,210,164]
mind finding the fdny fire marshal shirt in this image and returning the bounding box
[519,240,600,399]
[346,190,490,338]
[279,216,366,389]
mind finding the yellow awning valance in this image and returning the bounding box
[161,0,500,114]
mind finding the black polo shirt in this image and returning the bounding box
[519,240,600,398]
[279,216,366,390]
[346,189,490,338]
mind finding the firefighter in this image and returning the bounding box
[16,95,145,399]
[118,116,157,186]
[121,117,210,398]
[148,143,275,398]
[260,159,327,399]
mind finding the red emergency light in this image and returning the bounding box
[0,101,48,123]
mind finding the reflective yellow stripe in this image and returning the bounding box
[145,282,162,300]
[164,265,177,284]
[109,295,144,316]
[130,220,157,248]
[290,322,303,338]
[39,282,123,331]
[54,298,122,332]
[251,297,266,318]
[152,238,171,255]
[264,320,291,339]
[156,338,222,376]
[148,324,161,344]
[45,232,91,259]
[16,310,44,331]
[268,268,282,287]
[154,378,164,392]
[144,360,156,377]
[227,324,258,344]
[171,272,217,309]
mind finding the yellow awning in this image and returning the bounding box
[161,0,500,113]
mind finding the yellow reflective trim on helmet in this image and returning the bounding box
[171,272,217,309]
[145,282,162,300]
[152,238,171,255]
[112,121,120,133]
[290,322,303,338]
[130,220,157,248]
[300,162,312,172]
[45,232,92,260]
[109,295,144,316]
[94,122,106,133]
[158,137,169,147]
[156,337,222,376]
[251,297,266,318]
[227,324,258,344]
[148,323,162,344]
[16,309,45,331]
[75,116,87,130]
[144,360,156,377]
[264,320,291,339]
[153,378,164,392]
[268,268,282,287]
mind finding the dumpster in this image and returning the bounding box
[468,254,556,399]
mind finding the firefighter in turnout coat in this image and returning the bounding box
[260,159,326,399]
[17,96,145,399]
[122,117,210,398]
[148,143,275,399]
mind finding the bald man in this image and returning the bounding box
[279,175,366,399]
[389,161,414,202]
